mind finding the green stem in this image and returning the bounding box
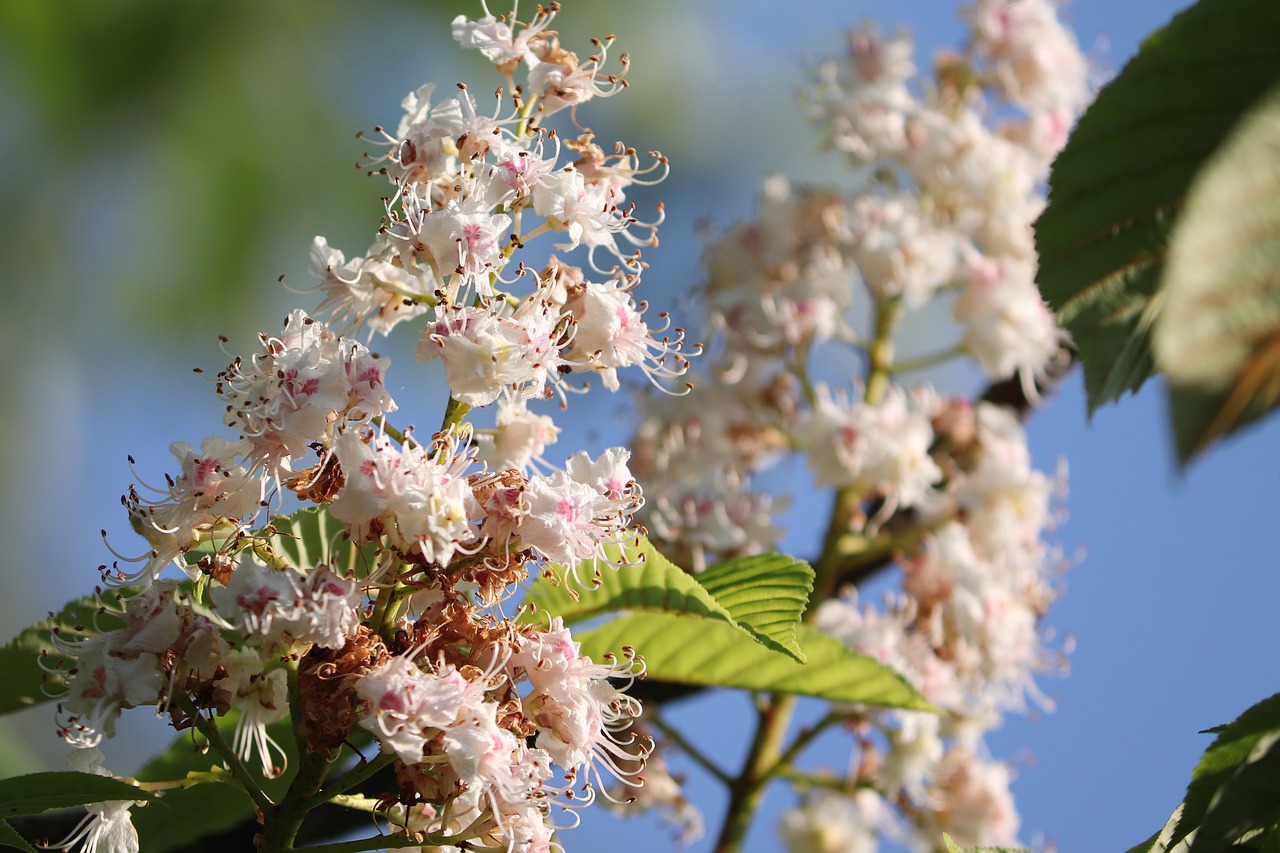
[175,695,274,816]
[888,343,966,375]
[306,750,396,810]
[827,511,956,591]
[765,711,845,779]
[325,793,383,814]
[288,833,431,853]
[812,487,865,602]
[134,767,235,793]
[864,294,903,406]
[259,740,340,852]
[712,292,914,852]
[812,294,907,600]
[712,694,797,853]
[775,769,860,793]
[648,710,732,787]
[370,415,407,446]
[440,396,472,433]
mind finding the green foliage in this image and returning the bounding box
[525,538,743,633]
[1129,693,1280,853]
[691,552,814,663]
[0,820,36,853]
[130,714,297,853]
[532,539,924,708]
[2,771,151,850]
[527,540,815,663]
[577,613,932,710]
[1035,0,1280,416]
[191,506,381,578]
[1152,81,1280,462]
[0,771,151,817]
[0,592,128,717]
[0,504,368,722]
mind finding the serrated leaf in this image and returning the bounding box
[0,772,150,818]
[1128,805,1195,853]
[523,538,741,631]
[1151,82,1280,463]
[693,553,813,663]
[1169,692,1280,849]
[1035,0,1280,412]
[130,713,296,852]
[576,612,932,711]
[0,592,129,717]
[1189,731,1280,853]
[0,820,37,853]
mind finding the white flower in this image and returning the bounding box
[779,789,884,853]
[803,384,942,514]
[330,428,480,566]
[49,749,142,853]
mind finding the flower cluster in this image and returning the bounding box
[627,1,1086,849]
[44,6,687,850]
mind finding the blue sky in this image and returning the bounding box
[9,2,1276,851]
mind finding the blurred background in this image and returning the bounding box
[5,1,1277,851]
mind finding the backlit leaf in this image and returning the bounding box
[576,612,932,711]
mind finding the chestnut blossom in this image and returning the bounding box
[44,6,674,852]
[415,302,563,407]
[330,427,480,567]
[475,397,562,473]
[117,435,263,585]
[217,310,396,472]
[779,789,885,853]
[46,749,142,853]
[803,384,943,514]
[308,235,433,336]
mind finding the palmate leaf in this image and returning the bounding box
[524,537,741,629]
[576,612,932,711]
[1151,82,1280,463]
[693,552,813,663]
[525,540,814,663]
[0,591,129,717]
[1034,0,1280,412]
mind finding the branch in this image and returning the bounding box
[648,709,732,787]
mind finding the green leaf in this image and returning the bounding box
[576,612,933,711]
[1189,732,1280,852]
[1126,805,1195,853]
[131,713,296,853]
[193,506,380,578]
[1034,0,1280,411]
[1169,692,1280,849]
[692,553,813,663]
[1151,82,1280,463]
[524,538,742,632]
[0,592,129,717]
[0,820,37,853]
[0,772,150,818]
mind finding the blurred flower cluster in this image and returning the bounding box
[627,0,1087,849]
